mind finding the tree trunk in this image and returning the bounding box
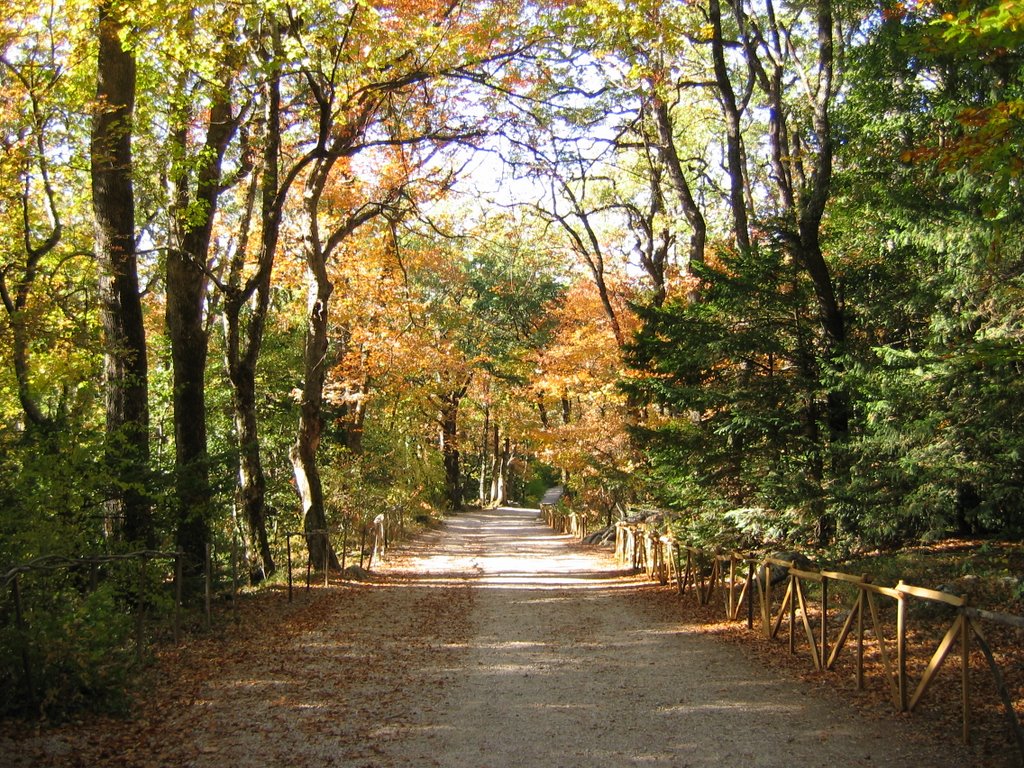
[489,422,501,505]
[0,212,60,429]
[166,91,235,569]
[221,58,286,579]
[291,372,338,571]
[709,0,751,253]
[342,344,370,454]
[343,384,368,454]
[495,436,512,506]
[91,0,151,545]
[291,216,339,570]
[166,274,210,565]
[229,355,275,580]
[290,149,343,571]
[649,93,707,269]
[439,388,466,511]
[478,403,490,507]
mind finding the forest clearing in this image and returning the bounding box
[2,0,1023,760]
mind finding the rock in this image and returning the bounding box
[342,565,373,581]
[582,526,616,547]
[757,551,816,588]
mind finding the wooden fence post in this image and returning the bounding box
[857,587,865,690]
[286,535,293,603]
[204,543,212,631]
[788,575,796,655]
[961,602,970,745]
[727,556,736,619]
[897,584,908,711]
[747,560,754,630]
[820,576,829,672]
[174,552,183,642]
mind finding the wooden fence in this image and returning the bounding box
[542,510,1024,762]
[284,513,389,601]
[540,502,588,540]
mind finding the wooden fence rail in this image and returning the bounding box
[284,515,390,601]
[540,503,588,540]
[556,516,1024,763]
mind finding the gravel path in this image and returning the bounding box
[375,506,967,767]
[3,506,974,767]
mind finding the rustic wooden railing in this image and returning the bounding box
[591,518,1024,762]
[540,503,587,540]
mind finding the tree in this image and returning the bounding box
[0,28,65,430]
[91,0,151,545]
[216,13,296,580]
[822,0,1024,541]
[161,4,246,569]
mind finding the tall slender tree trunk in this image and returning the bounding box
[91,0,151,545]
[166,91,236,570]
[231,362,274,577]
[439,384,468,511]
[0,152,61,429]
[709,0,751,253]
[560,388,571,486]
[495,436,512,506]
[291,156,340,571]
[649,94,707,269]
[222,59,285,579]
[489,422,500,505]
[166,269,210,565]
[342,345,370,454]
[478,403,490,507]
[291,275,338,569]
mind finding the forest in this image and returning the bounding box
[1,0,1021,717]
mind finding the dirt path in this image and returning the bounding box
[3,506,973,767]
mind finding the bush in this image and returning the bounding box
[1,579,135,720]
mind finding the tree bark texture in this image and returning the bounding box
[649,93,707,270]
[489,422,500,505]
[709,0,751,253]
[290,152,341,571]
[91,0,151,545]
[496,435,512,506]
[478,402,490,506]
[0,168,61,428]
